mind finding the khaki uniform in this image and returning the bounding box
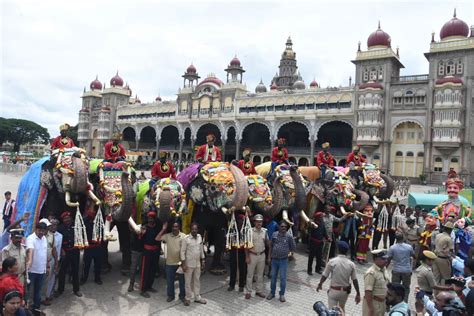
[433,232,453,285]
[322,254,357,310]
[245,227,267,295]
[180,234,205,301]
[1,243,27,284]
[362,264,389,316]
[416,263,436,296]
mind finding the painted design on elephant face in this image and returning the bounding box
[247,175,272,204]
[190,186,204,203]
[363,165,386,188]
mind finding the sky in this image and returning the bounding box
[1,0,473,136]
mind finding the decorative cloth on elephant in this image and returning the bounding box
[98,161,131,208]
[247,175,272,204]
[177,162,202,190]
[362,164,386,188]
[200,162,235,206]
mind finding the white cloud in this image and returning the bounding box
[1,0,473,135]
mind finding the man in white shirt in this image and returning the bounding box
[26,222,49,313]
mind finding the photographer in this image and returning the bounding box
[415,289,455,316]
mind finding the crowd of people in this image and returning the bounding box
[2,124,474,316]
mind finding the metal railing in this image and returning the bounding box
[391,74,429,83]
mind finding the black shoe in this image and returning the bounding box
[74,291,83,297]
[148,288,157,293]
[80,278,87,285]
[167,297,174,302]
[227,286,235,292]
[307,271,313,275]
[127,284,134,292]
[140,291,150,298]
[239,287,244,292]
[95,279,103,285]
[316,269,323,275]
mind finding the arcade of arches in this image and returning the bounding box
[390,122,424,177]
[118,120,355,166]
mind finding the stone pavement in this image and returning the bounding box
[0,171,425,316]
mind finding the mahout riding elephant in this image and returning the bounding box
[177,161,248,275]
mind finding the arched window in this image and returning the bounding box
[396,151,403,157]
[363,69,369,82]
[451,158,458,163]
[373,154,380,160]
[417,152,424,157]
[457,62,463,74]
[369,69,377,81]
[438,62,445,76]
[446,61,455,75]
[406,152,414,157]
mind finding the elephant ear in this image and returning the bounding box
[70,156,88,193]
[311,182,326,204]
[229,164,249,211]
[378,174,394,200]
[158,189,172,223]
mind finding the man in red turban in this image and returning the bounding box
[195,134,222,163]
[151,151,177,180]
[104,133,126,162]
[237,148,256,175]
[316,142,334,178]
[346,145,365,167]
[51,124,76,150]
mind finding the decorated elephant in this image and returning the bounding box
[246,174,283,219]
[255,162,310,235]
[14,147,100,247]
[358,163,394,202]
[178,161,248,274]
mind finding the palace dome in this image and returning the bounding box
[230,56,241,66]
[187,64,197,74]
[440,11,469,40]
[310,79,318,88]
[255,80,267,93]
[110,72,124,87]
[293,79,305,90]
[367,23,391,49]
[90,76,102,90]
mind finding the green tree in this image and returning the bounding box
[0,117,12,146]
[2,118,50,152]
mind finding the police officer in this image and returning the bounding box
[317,241,361,312]
[244,214,268,299]
[362,249,389,316]
[416,250,452,298]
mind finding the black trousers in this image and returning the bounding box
[341,234,356,260]
[372,230,383,250]
[83,246,102,281]
[58,249,80,293]
[308,243,323,272]
[141,249,159,292]
[229,248,246,288]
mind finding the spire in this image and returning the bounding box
[358,41,361,52]
[431,31,435,43]
[453,8,457,18]
[378,20,381,29]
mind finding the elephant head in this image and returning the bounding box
[246,174,282,218]
[148,178,186,223]
[193,162,248,213]
[273,165,308,211]
[334,171,369,211]
[362,164,394,200]
[98,161,134,222]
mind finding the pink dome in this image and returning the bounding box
[440,11,469,40]
[435,76,463,85]
[197,75,223,88]
[367,23,391,48]
[155,96,162,102]
[310,80,318,88]
[359,82,383,90]
[187,64,197,74]
[270,82,278,90]
[110,72,124,87]
[230,56,241,66]
[90,76,102,90]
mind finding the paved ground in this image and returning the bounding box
[0,170,433,316]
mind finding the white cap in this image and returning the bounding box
[39,218,52,226]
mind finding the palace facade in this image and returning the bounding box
[77,12,474,184]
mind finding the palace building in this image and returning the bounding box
[77,11,474,184]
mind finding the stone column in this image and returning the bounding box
[155,135,160,158]
[221,137,226,161]
[235,139,241,160]
[135,135,140,151]
[310,138,315,166]
[191,138,196,161]
[179,138,184,161]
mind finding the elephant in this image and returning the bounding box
[88,159,134,274]
[255,162,309,235]
[358,164,395,202]
[177,161,248,275]
[246,174,283,218]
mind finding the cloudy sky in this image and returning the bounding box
[1,0,473,136]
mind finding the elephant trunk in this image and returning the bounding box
[70,156,88,193]
[378,174,394,200]
[352,189,370,211]
[265,179,283,218]
[113,172,133,222]
[229,164,249,211]
[158,189,172,223]
[290,169,306,211]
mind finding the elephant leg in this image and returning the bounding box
[115,221,131,274]
[209,212,227,275]
[101,241,111,274]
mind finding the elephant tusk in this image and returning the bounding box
[299,209,317,228]
[282,210,294,226]
[128,217,141,234]
[88,189,101,205]
[65,191,79,207]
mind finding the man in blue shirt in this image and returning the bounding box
[266,221,296,303]
[387,232,416,302]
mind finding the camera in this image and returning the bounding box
[313,301,343,316]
